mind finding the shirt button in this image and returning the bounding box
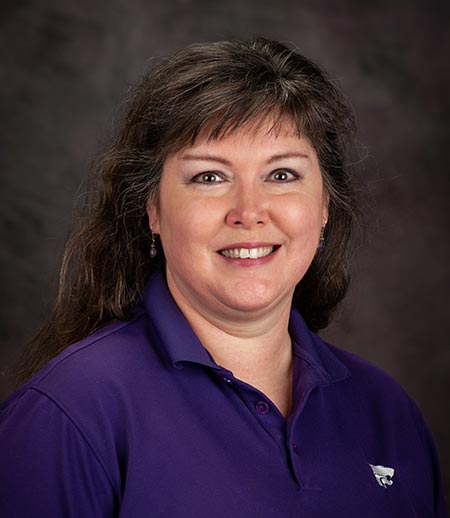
[255,401,269,415]
[292,441,299,453]
[222,377,232,384]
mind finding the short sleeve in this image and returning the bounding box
[0,388,118,517]
[409,399,448,517]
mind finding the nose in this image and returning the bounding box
[225,185,269,228]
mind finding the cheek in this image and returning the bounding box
[280,196,323,236]
[159,197,220,251]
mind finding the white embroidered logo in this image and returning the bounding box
[369,464,395,488]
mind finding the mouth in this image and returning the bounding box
[218,245,279,259]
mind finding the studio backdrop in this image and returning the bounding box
[1,0,449,505]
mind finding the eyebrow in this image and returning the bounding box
[180,152,311,165]
[266,152,311,164]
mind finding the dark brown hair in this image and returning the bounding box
[15,38,358,385]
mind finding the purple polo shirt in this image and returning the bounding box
[0,272,447,517]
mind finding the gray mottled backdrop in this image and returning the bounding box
[1,0,449,505]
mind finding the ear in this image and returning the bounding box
[146,199,161,234]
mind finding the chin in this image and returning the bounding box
[219,285,289,314]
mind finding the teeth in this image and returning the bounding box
[220,246,274,259]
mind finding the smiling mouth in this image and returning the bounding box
[219,246,278,259]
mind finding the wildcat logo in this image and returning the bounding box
[369,464,395,488]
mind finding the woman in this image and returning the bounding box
[0,38,446,517]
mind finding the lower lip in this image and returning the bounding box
[217,247,280,267]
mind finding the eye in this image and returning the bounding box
[268,169,300,183]
[190,171,225,184]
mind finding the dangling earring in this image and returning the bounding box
[318,225,326,251]
[150,231,158,258]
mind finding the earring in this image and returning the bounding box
[150,231,157,258]
[318,225,326,251]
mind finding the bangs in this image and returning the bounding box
[157,80,316,155]
[199,105,305,143]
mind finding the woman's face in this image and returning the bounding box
[148,118,328,322]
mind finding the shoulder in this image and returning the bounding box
[313,338,447,516]
[1,307,163,430]
[313,337,430,442]
[324,340,412,404]
[319,338,434,454]
[18,308,154,396]
[0,308,162,490]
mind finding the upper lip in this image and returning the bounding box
[217,242,279,251]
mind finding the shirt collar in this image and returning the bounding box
[289,309,350,385]
[141,272,219,370]
[141,271,350,384]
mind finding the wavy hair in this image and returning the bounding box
[15,38,358,385]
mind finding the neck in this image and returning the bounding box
[167,280,295,417]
